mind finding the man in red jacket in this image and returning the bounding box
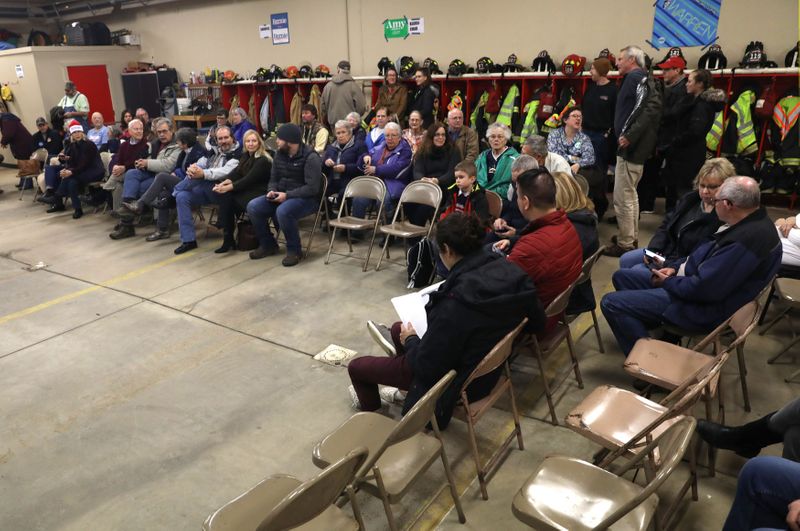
[496,168,583,333]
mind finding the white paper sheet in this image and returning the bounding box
[390,281,444,338]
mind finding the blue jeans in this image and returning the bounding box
[723,456,800,531]
[44,164,62,190]
[620,248,646,269]
[56,168,104,212]
[600,283,671,356]
[246,195,318,256]
[174,179,217,243]
[122,168,155,201]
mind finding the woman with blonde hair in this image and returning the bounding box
[552,171,599,314]
[212,129,272,253]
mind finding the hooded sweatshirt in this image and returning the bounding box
[321,72,367,128]
[402,251,545,428]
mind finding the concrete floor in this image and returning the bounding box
[0,167,797,531]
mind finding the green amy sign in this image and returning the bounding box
[383,17,409,40]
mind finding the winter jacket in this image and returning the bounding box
[63,138,105,178]
[173,144,207,179]
[508,209,583,333]
[323,136,367,184]
[616,69,663,164]
[374,83,409,123]
[440,185,491,227]
[365,127,384,151]
[499,187,527,231]
[402,251,546,429]
[662,207,781,332]
[145,138,180,174]
[665,88,726,180]
[413,144,461,190]
[358,139,413,199]
[229,152,271,204]
[565,208,600,314]
[657,76,689,148]
[0,113,33,160]
[231,120,256,147]
[648,191,723,263]
[196,142,242,181]
[269,144,322,199]
[449,125,479,164]
[407,83,438,128]
[32,128,62,156]
[475,146,519,197]
[321,73,367,127]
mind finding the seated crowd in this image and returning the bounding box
[3,56,796,528]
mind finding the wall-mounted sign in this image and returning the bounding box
[14,64,23,78]
[651,0,722,48]
[271,12,290,45]
[383,16,425,41]
[259,24,270,40]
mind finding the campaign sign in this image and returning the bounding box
[652,0,722,48]
[271,12,290,45]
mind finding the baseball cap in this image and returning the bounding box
[657,56,687,70]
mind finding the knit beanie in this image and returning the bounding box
[68,119,84,134]
[591,58,611,77]
[277,123,302,144]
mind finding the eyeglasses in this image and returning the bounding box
[433,132,447,137]
[488,134,506,140]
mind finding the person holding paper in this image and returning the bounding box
[347,213,545,429]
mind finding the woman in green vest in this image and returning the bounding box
[475,122,519,197]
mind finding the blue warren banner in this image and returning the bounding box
[652,0,722,48]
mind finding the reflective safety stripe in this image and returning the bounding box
[731,90,757,155]
[706,111,724,150]
[496,85,520,127]
[516,100,540,142]
[470,91,489,129]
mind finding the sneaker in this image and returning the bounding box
[348,385,361,410]
[282,254,301,267]
[379,386,406,405]
[145,229,170,242]
[367,320,397,357]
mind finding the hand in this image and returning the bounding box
[399,322,418,344]
[493,218,508,231]
[134,158,148,170]
[111,165,125,177]
[59,169,72,178]
[187,165,204,179]
[333,164,345,173]
[570,163,580,175]
[324,158,335,167]
[364,165,376,176]
[618,136,630,148]
[776,217,796,238]
[213,181,233,194]
[268,191,287,203]
[495,239,511,252]
[787,499,800,531]
[650,267,676,287]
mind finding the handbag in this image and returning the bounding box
[17,159,41,177]
[236,219,258,251]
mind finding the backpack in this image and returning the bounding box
[407,238,436,289]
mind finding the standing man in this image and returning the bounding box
[447,108,479,164]
[58,81,90,132]
[604,45,662,257]
[638,54,688,213]
[246,123,321,267]
[321,60,366,129]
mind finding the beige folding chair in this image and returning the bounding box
[485,189,502,219]
[564,245,606,353]
[565,349,729,528]
[375,180,442,271]
[312,370,466,531]
[512,416,696,531]
[325,176,387,271]
[273,174,330,259]
[515,280,583,425]
[761,277,800,383]
[453,318,528,500]
[19,149,47,201]
[202,447,368,531]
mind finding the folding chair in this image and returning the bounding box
[485,189,502,219]
[453,318,528,500]
[312,370,466,531]
[760,277,800,383]
[203,447,368,531]
[375,181,442,271]
[19,149,47,201]
[512,416,696,531]
[564,245,606,353]
[325,176,387,271]
[515,280,583,425]
[758,264,800,325]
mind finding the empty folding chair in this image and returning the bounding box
[512,416,696,531]
[203,447,368,531]
[485,189,503,219]
[312,370,466,531]
[375,180,442,271]
[760,277,800,383]
[325,176,387,271]
[453,318,528,500]
[564,245,606,353]
[515,280,583,425]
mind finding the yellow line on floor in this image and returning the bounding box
[0,251,196,326]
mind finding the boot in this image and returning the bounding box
[697,412,782,458]
[214,235,236,254]
[109,223,136,240]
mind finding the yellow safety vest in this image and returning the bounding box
[470,91,489,130]
[496,84,520,127]
[773,95,800,166]
[706,111,724,151]
[706,91,757,155]
[516,100,540,144]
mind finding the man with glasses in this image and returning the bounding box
[447,108,479,164]
[601,176,781,357]
[58,81,90,131]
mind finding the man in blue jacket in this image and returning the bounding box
[601,176,781,356]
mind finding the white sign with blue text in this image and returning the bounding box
[271,12,290,45]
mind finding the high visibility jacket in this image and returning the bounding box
[470,91,491,141]
[707,90,757,155]
[515,100,540,145]
[496,84,521,132]
[773,95,800,166]
[542,98,575,134]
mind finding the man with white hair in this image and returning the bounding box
[447,108,479,163]
[601,176,781,356]
[475,122,519,197]
[604,44,662,257]
[521,135,572,176]
[321,60,366,128]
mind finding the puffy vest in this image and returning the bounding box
[773,95,800,166]
[516,100,541,145]
[706,90,757,155]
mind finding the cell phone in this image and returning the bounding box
[644,249,665,264]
